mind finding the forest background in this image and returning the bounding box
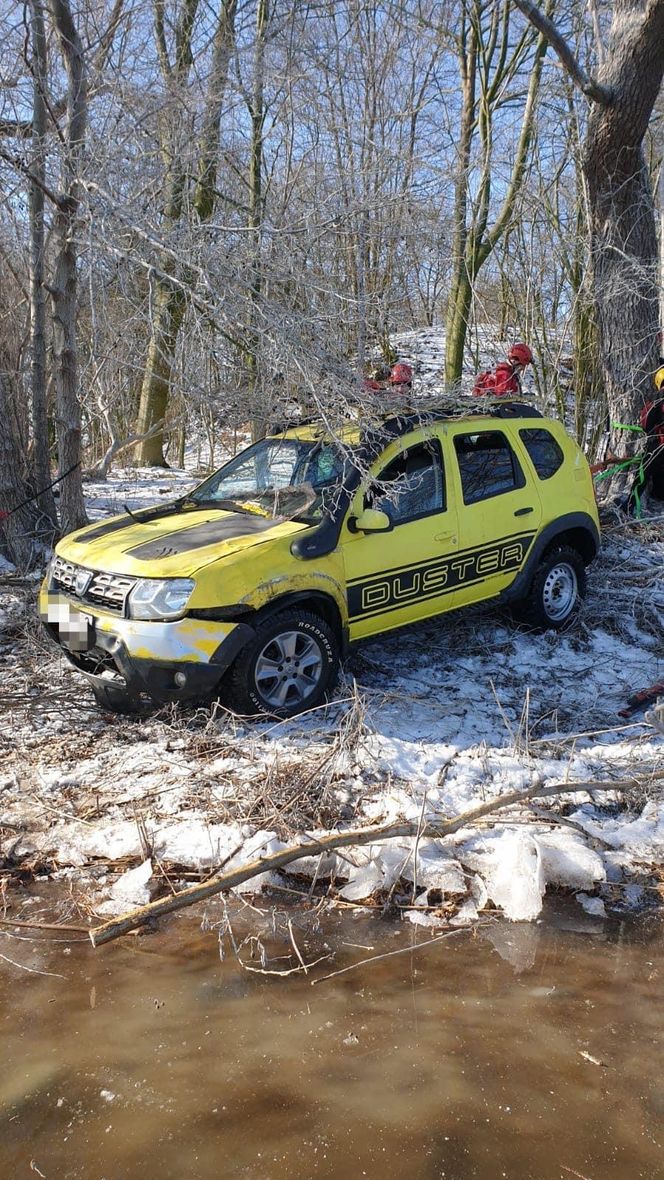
[0,0,663,566]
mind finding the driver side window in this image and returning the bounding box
[367,440,445,524]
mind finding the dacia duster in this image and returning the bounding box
[40,401,600,717]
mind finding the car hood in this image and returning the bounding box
[56,503,307,577]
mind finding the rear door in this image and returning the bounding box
[341,431,459,640]
[444,423,543,607]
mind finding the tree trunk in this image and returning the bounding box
[247,0,269,443]
[445,271,473,387]
[585,117,661,445]
[28,0,57,525]
[514,0,664,455]
[135,0,237,466]
[445,6,476,388]
[134,279,186,466]
[48,0,88,534]
[0,359,43,568]
[444,0,550,388]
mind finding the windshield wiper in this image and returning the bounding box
[187,497,259,516]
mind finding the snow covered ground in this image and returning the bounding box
[1,456,662,930]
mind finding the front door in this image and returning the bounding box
[445,424,542,607]
[341,433,459,640]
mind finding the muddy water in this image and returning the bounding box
[1,900,663,1180]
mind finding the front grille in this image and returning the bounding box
[51,557,135,615]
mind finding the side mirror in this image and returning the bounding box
[350,508,393,533]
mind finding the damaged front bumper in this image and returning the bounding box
[39,588,254,704]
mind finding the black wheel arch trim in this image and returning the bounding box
[249,590,348,654]
[497,513,600,605]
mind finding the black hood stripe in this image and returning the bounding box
[72,501,188,544]
[126,514,277,559]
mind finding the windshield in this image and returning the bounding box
[190,437,347,523]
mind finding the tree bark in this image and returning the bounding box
[583,0,664,446]
[47,0,88,534]
[27,0,57,526]
[0,357,43,568]
[134,279,186,466]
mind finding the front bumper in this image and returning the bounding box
[39,588,254,703]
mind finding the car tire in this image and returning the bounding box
[516,546,586,630]
[91,681,140,714]
[222,609,340,718]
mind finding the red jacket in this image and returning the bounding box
[473,363,521,398]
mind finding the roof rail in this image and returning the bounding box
[363,398,542,443]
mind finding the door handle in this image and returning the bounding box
[514,507,534,516]
[435,532,457,544]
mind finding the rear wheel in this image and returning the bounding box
[223,609,340,717]
[515,546,586,630]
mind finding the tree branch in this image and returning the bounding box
[511,0,613,105]
[88,774,652,947]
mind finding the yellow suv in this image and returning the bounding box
[40,401,600,716]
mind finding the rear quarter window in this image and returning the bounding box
[519,428,564,480]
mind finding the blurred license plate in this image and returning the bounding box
[43,597,96,651]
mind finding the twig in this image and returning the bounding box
[311,926,486,986]
[0,951,66,978]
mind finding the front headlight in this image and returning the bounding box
[128,578,195,620]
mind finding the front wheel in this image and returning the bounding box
[515,546,586,630]
[222,609,340,718]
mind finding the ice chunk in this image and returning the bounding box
[485,923,539,972]
[622,883,645,909]
[97,858,152,915]
[537,830,605,890]
[461,830,545,921]
[576,893,606,917]
[339,862,383,901]
[403,842,466,895]
[405,909,447,929]
[470,873,488,911]
[449,898,479,926]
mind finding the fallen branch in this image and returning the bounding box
[89,776,642,948]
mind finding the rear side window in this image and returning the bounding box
[453,431,524,505]
[519,429,564,480]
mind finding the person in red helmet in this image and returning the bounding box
[389,362,413,398]
[473,342,533,397]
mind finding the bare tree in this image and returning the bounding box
[26,0,57,525]
[513,0,664,441]
[444,0,551,386]
[45,0,88,533]
[134,0,238,466]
